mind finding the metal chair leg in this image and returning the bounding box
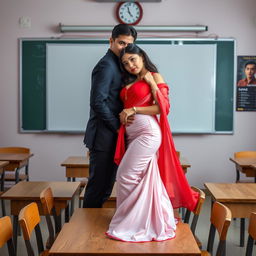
[240,218,245,247]
[1,199,6,216]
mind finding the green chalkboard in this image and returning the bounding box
[22,41,46,130]
[21,39,108,131]
[20,38,234,133]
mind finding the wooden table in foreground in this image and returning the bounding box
[61,156,190,180]
[204,182,256,246]
[229,157,256,182]
[49,208,200,256]
[1,181,80,251]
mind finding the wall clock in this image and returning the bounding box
[116,2,143,25]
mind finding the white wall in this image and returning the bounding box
[0,0,256,187]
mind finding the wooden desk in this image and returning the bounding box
[0,153,33,170]
[250,163,256,169]
[0,152,33,183]
[229,157,256,182]
[0,161,9,215]
[1,181,80,251]
[204,182,256,246]
[0,161,10,188]
[49,208,200,256]
[180,157,191,174]
[61,156,89,181]
[61,156,190,181]
[0,161,9,181]
[0,161,9,171]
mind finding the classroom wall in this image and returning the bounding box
[0,0,256,187]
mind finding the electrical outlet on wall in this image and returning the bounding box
[19,16,31,28]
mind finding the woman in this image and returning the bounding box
[106,44,199,242]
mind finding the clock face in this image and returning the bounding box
[116,2,143,25]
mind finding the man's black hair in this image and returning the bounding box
[244,61,256,68]
[111,24,137,41]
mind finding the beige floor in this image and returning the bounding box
[0,195,255,256]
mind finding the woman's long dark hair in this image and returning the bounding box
[119,43,158,85]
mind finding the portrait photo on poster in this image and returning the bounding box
[236,55,256,111]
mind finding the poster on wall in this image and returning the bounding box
[236,56,256,111]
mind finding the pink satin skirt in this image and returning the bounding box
[106,114,176,242]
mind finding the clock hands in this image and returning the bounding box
[127,6,133,17]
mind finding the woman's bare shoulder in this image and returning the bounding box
[152,72,165,83]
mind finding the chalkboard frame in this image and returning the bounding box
[19,37,235,134]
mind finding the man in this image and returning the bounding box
[237,61,256,86]
[83,24,137,208]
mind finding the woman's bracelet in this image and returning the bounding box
[132,106,137,115]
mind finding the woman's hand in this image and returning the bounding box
[119,108,136,125]
[143,71,156,86]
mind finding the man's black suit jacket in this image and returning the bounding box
[84,49,123,152]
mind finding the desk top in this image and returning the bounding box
[1,181,81,200]
[250,163,256,169]
[0,161,9,168]
[61,156,89,167]
[49,208,200,255]
[0,161,9,175]
[229,157,256,167]
[204,183,256,202]
[0,153,33,162]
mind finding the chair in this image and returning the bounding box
[18,202,49,256]
[245,212,256,256]
[0,216,15,256]
[233,151,256,246]
[40,187,60,249]
[0,147,30,190]
[201,201,232,256]
[233,151,256,183]
[184,186,206,248]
